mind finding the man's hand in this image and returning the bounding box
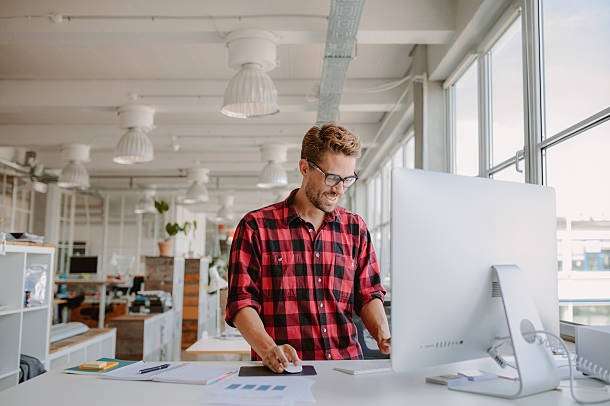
[261,344,301,373]
[377,336,391,355]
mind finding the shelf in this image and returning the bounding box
[22,305,49,313]
[0,369,18,381]
[0,308,21,317]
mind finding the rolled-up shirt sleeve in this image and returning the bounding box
[354,215,386,315]
[225,215,262,327]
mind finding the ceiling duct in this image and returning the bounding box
[316,0,365,125]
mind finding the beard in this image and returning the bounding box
[304,185,340,213]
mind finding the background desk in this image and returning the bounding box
[0,358,588,405]
[185,335,251,360]
[54,279,108,328]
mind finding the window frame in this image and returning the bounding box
[445,0,610,332]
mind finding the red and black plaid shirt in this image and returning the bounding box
[226,189,385,361]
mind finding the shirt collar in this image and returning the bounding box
[283,188,339,226]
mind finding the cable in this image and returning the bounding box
[491,330,610,404]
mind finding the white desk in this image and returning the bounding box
[54,279,108,328]
[186,336,251,360]
[0,358,588,405]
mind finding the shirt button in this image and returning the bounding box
[327,353,332,359]
[317,277,322,283]
[315,252,320,258]
[319,303,324,308]
[322,328,327,333]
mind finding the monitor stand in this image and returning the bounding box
[449,265,560,399]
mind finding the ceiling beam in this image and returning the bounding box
[0,123,379,147]
[0,0,455,45]
[35,149,303,173]
[0,79,404,114]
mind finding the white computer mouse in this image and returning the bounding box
[284,363,303,374]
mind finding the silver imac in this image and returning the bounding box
[390,169,559,398]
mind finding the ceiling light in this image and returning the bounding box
[216,195,235,223]
[221,30,279,119]
[114,128,154,164]
[257,144,288,189]
[181,168,210,204]
[58,161,90,189]
[222,63,279,118]
[114,105,155,165]
[58,144,90,190]
[257,162,287,189]
[134,189,156,214]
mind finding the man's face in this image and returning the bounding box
[301,152,357,213]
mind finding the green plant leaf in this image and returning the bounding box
[165,222,180,237]
[155,200,169,214]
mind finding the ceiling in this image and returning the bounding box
[0,0,457,215]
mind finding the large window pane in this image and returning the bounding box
[544,120,610,232]
[543,0,610,136]
[454,62,479,176]
[491,18,524,165]
[546,120,610,324]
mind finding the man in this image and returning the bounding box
[226,123,391,373]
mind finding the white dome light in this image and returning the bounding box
[182,182,209,204]
[134,190,156,214]
[58,161,90,189]
[221,30,279,119]
[257,162,287,189]
[114,128,154,164]
[221,63,279,118]
[257,144,288,189]
[114,105,155,165]
[58,144,90,190]
[216,195,236,223]
[181,168,210,204]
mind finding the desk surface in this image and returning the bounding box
[186,336,250,355]
[54,279,107,285]
[0,358,586,405]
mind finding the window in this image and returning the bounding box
[444,0,610,326]
[543,0,610,136]
[0,173,35,233]
[490,17,525,167]
[453,62,479,176]
[356,140,411,296]
[542,2,610,326]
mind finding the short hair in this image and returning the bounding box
[300,123,361,163]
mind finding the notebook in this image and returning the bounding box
[100,361,237,385]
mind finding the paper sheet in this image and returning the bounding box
[201,376,316,405]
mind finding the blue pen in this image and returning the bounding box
[138,363,170,374]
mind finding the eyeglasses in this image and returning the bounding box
[307,161,358,188]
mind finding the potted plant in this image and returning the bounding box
[155,200,173,256]
[155,199,198,257]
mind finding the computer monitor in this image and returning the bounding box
[391,169,559,374]
[68,256,99,276]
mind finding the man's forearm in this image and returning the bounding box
[233,307,277,357]
[360,298,390,341]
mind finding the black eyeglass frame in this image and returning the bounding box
[307,160,359,188]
